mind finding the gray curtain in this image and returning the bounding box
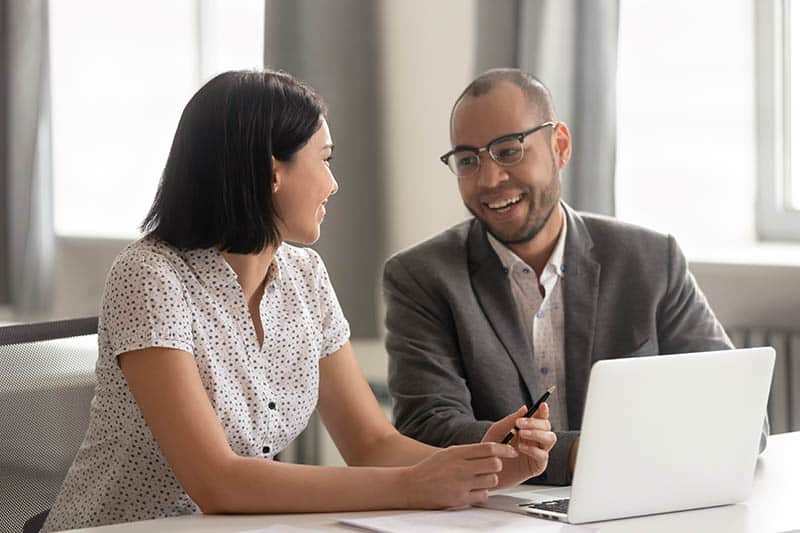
[475,0,619,216]
[0,0,54,314]
[264,0,383,338]
[0,1,7,304]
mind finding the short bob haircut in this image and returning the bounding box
[141,69,327,253]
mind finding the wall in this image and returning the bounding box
[379,1,474,254]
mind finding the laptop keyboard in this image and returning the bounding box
[521,498,570,515]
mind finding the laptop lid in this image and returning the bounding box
[567,347,774,524]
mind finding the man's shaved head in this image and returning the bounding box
[451,68,556,130]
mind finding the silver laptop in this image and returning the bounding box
[485,347,774,524]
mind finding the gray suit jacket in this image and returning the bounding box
[384,204,765,485]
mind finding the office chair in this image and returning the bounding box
[0,317,98,533]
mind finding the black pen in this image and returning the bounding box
[500,385,556,444]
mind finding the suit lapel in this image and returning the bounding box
[562,204,601,428]
[467,220,538,401]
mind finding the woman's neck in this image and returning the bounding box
[221,245,277,305]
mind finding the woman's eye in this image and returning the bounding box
[324,156,333,166]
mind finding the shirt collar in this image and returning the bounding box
[183,244,283,288]
[487,205,568,280]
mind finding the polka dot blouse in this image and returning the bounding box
[42,237,350,532]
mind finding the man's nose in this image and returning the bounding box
[476,153,509,188]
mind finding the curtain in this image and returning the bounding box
[0,0,54,315]
[476,0,619,216]
[264,0,383,337]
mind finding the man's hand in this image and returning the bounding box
[482,403,557,487]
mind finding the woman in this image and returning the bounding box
[42,70,555,532]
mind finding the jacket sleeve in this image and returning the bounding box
[657,235,732,354]
[383,255,493,445]
[658,235,769,452]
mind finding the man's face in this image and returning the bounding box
[451,82,565,245]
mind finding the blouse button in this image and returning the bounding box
[262,445,271,454]
[268,401,276,410]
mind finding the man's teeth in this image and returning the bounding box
[487,195,522,209]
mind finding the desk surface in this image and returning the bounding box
[66,432,800,533]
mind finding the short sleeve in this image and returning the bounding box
[307,250,350,357]
[101,250,194,358]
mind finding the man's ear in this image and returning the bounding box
[553,122,572,168]
[271,156,281,193]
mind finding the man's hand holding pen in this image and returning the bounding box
[482,401,557,487]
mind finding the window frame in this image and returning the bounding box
[756,0,800,241]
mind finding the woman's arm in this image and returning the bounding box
[119,346,516,513]
[317,342,437,466]
[317,342,556,488]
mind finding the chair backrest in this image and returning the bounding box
[0,317,98,533]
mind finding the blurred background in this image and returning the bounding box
[2,0,800,465]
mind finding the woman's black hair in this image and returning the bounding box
[141,69,327,253]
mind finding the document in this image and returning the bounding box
[238,526,325,533]
[338,508,597,532]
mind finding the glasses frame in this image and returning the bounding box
[439,121,557,177]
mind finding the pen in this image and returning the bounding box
[500,385,556,444]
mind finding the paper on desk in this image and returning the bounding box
[338,508,597,532]
[238,525,326,533]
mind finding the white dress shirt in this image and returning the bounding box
[487,210,568,431]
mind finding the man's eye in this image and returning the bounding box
[496,147,521,159]
[324,156,333,166]
[457,156,477,168]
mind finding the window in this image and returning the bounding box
[49,0,264,239]
[616,0,757,254]
[756,0,800,240]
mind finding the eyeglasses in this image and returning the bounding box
[439,121,557,178]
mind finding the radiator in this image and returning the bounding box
[728,327,800,434]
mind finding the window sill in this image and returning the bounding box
[688,242,800,268]
[687,243,800,330]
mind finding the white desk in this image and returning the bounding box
[66,432,800,533]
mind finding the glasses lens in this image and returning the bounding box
[489,138,524,166]
[448,151,479,176]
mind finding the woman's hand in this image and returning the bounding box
[482,403,557,487]
[400,442,519,509]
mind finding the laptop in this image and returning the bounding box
[483,347,775,524]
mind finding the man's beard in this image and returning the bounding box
[468,155,561,245]
[498,196,558,245]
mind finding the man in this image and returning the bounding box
[383,68,764,485]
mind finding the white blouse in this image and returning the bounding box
[42,237,350,532]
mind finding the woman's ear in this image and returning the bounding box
[271,156,281,193]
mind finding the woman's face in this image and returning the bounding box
[272,118,338,245]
